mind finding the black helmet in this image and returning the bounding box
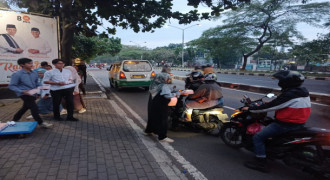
[272,70,304,89]
[191,71,204,80]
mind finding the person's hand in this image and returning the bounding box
[43,94,49,99]
[22,90,29,95]
[73,91,79,95]
[16,48,23,53]
[28,49,40,54]
[241,107,249,111]
[57,82,66,86]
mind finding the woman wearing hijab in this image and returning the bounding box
[145,66,180,143]
[64,66,86,113]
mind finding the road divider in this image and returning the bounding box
[173,75,330,105]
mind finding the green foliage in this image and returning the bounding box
[190,0,330,69]
[72,35,122,63]
[5,0,251,64]
[292,33,330,65]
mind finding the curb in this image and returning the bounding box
[173,75,330,105]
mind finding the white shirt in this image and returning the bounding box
[27,36,52,55]
[43,68,76,91]
[0,34,27,54]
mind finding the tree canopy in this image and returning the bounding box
[292,33,330,66]
[72,35,122,63]
[5,0,250,65]
[191,0,330,70]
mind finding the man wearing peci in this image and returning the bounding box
[27,27,52,55]
[0,24,26,54]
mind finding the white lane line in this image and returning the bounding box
[89,71,207,180]
[111,92,208,180]
[224,106,236,111]
[108,99,188,180]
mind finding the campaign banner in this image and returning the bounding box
[0,10,59,84]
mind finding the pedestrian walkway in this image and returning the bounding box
[0,75,169,180]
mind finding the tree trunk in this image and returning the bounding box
[242,55,248,70]
[60,0,75,65]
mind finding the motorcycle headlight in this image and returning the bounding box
[231,111,242,118]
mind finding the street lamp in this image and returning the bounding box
[129,41,147,60]
[166,24,200,67]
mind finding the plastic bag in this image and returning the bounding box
[168,97,178,106]
[246,122,265,135]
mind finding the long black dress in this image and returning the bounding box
[145,93,170,140]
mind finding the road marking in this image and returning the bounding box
[224,106,236,110]
[109,99,189,180]
[89,71,207,180]
[111,92,208,180]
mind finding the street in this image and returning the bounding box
[164,70,330,94]
[89,69,330,180]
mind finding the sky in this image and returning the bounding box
[101,0,329,49]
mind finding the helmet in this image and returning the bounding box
[191,71,204,80]
[204,73,217,81]
[272,70,304,89]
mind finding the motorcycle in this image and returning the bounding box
[220,94,330,178]
[168,89,229,135]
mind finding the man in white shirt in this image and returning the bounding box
[27,27,52,55]
[0,24,26,54]
[43,59,79,121]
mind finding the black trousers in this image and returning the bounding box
[50,88,74,119]
[82,71,87,84]
[13,95,43,124]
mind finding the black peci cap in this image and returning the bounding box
[31,27,40,32]
[6,24,16,29]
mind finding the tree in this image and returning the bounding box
[292,33,330,67]
[215,0,330,70]
[190,25,255,68]
[72,35,122,63]
[6,0,250,65]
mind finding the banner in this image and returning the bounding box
[0,10,59,84]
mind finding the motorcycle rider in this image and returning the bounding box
[202,64,214,74]
[183,73,223,121]
[185,71,204,91]
[242,70,311,172]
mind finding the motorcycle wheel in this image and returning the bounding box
[220,123,243,148]
[208,115,222,136]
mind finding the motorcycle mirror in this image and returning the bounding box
[266,93,275,98]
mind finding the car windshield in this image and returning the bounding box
[123,61,152,72]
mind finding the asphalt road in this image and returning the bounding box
[89,69,329,180]
[162,70,330,94]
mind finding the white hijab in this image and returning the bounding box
[64,66,81,93]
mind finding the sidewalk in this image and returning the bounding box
[0,75,169,180]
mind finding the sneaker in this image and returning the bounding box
[40,122,53,128]
[26,115,33,119]
[78,108,86,114]
[66,117,79,121]
[159,137,174,143]
[60,109,67,115]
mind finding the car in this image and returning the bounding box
[108,60,156,90]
